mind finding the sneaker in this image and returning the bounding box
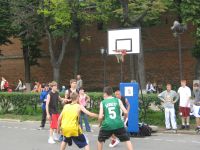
[185,125,190,130]
[180,125,185,130]
[53,133,59,141]
[109,139,120,148]
[48,137,56,144]
[59,135,63,142]
[37,127,44,130]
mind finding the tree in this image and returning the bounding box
[180,1,200,79]
[10,0,43,90]
[115,0,169,88]
[0,0,12,46]
[38,0,114,84]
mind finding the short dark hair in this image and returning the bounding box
[103,86,113,96]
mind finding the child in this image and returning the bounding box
[79,87,92,132]
[98,86,133,150]
[46,81,67,144]
[58,92,98,150]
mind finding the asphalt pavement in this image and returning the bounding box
[0,120,200,150]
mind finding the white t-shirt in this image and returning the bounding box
[178,86,191,107]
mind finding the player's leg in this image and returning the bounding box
[165,108,170,129]
[98,129,112,150]
[60,141,67,150]
[97,141,103,150]
[114,127,133,150]
[170,108,177,130]
[125,141,133,150]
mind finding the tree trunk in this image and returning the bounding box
[195,58,200,80]
[23,46,31,92]
[53,66,60,84]
[138,38,146,89]
[73,21,81,78]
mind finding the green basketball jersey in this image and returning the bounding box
[101,97,124,130]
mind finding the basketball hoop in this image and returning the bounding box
[113,49,127,63]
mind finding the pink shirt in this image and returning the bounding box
[79,94,87,106]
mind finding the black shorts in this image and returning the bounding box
[98,127,130,142]
[63,134,88,148]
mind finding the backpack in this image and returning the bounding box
[130,123,152,137]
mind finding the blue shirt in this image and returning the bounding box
[40,90,50,110]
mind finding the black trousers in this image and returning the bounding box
[40,109,47,127]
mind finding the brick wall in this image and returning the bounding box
[0,14,197,90]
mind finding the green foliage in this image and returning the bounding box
[0,92,40,115]
[10,0,43,66]
[114,0,170,26]
[180,1,200,59]
[0,0,13,45]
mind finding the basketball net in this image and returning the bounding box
[113,49,127,63]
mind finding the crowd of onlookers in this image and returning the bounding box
[0,74,83,93]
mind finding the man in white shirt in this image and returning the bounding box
[178,80,191,130]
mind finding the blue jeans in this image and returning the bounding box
[80,111,91,132]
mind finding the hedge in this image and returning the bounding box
[0,92,103,115]
[0,92,165,118]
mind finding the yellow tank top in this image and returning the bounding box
[61,103,82,137]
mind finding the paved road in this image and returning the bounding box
[0,120,200,150]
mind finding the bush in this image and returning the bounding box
[0,92,40,115]
[0,92,103,115]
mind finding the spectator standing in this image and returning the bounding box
[146,81,156,94]
[15,79,26,92]
[0,77,6,91]
[77,75,83,91]
[38,84,50,130]
[32,81,42,93]
[79,87,91,132]
[158,84,179,131]
[178,80,191,130]
[193,83,200,131]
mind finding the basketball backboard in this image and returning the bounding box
[108,28,141,55]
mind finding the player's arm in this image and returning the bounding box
[119,99,128,118]
[59,96,68,104]
[80,105,98,118]
[46,94,51,121]
[98,102,104,121]
[125,99,130,113]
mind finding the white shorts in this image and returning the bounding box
[193,105,200,118]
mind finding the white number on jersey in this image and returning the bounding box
[108,107,116,119]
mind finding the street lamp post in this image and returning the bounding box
[171,20,187,81]
[100,48,107,87]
